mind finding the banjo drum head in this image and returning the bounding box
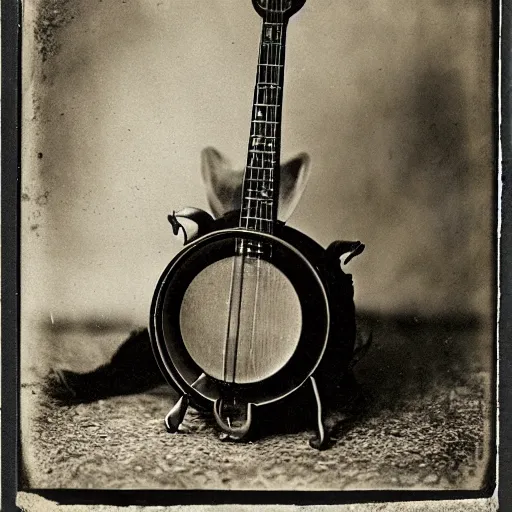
[179,255,303,385]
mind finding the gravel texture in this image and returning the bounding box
[21,313,494,491]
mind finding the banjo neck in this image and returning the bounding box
[238,7,290,236]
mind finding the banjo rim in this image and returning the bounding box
[149,228,330,407]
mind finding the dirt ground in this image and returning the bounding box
[20,313,494,491]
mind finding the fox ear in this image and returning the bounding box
[201,147,243,218]
[201,147,310,221]
[278,153,310,222]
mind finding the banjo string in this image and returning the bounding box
[224,0,286,387]
[247,0,284,374]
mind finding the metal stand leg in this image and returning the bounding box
[164,394,189,433]
[164,373,207,433]
[309,375,330,450]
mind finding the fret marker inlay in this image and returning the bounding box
[239,16,287,239]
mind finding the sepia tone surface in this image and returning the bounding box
[20,0,495,494]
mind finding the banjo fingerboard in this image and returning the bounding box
[239,12,287,246]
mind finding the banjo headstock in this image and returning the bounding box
[251,0,306,20]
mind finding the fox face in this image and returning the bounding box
[200,146,310,221]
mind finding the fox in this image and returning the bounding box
[45,147,371,440]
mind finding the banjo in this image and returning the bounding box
[149,0,364,449]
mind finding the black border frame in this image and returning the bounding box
[1,0,506,508]
[2,0,22,510]
[499,0,512,508]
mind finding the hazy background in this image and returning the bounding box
[21,0,494,376]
